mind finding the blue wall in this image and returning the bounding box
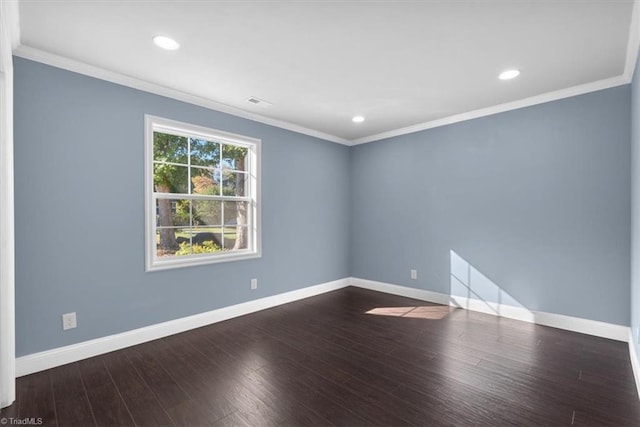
[631,51,640,365]
[13,58,350,356]
[350,86,631,325]
[13,56,635,357]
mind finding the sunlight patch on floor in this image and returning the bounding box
[366,305,453,320]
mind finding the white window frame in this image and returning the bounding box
[144,115,261,271]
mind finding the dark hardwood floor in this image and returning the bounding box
[2,286,640,426]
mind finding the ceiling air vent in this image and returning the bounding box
[246,97,273,108]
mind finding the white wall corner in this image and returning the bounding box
[629,330,640,399]
[4,0,19,51]
[15,278,351,377]
[0,0,17,410]
[350,277,451,305]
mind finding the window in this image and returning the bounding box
[145,115,261,271]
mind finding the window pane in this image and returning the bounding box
[154,132,188,164]
[221,170,248,196]
[156,198,191,228]
[222,145,248,171]
[223,226,248,250]
[191,138,220,167]
[177,229,222,255]
[223,200,249,226]
[192,200,222,226]
[191,228,223,249]
[156,226,190,258]
[190,167,219,195]
[154,163,189,193]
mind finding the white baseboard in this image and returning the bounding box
[350,277,630,342]
[16,278,350,377]
[630,330,640,398]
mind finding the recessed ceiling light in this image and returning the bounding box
[153,35,180,51]
[352,115,365,123]
[499,69,520,80]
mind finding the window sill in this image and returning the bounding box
[146,250,261,272]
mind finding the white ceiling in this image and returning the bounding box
[15,0,638,144]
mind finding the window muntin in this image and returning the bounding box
[145,115,260,271]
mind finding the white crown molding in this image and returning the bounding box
[629,331,640,399]
[351,74,630,145]
[350,277,630,342]
[624,0,640,82]
[15,278,351,377]
[12,45,351,146]
[12,42,636,149]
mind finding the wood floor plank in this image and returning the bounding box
[50,363,96,427]
[102,350,175,427]
[572,408,640,426]
[139,336,240,424]
[124,341,192,409]
[239,368,334,426]
[78,357,135,426]
[124,340,231,425]
[16,370,57,426]
[256,361,369,426]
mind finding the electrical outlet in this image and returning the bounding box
[251,278,258,290]
[62,312,77,330]
[411,269,418,280]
